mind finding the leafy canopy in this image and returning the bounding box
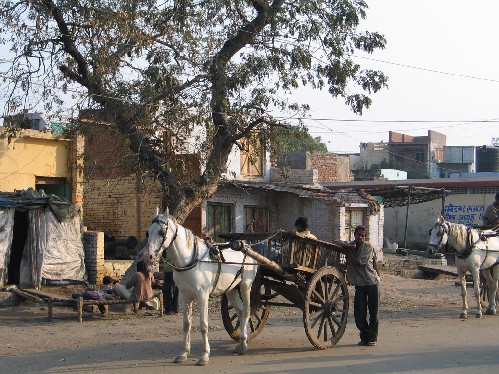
[0,0,387,219]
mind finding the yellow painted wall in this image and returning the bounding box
[0,129,70,191]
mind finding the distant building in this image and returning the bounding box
[349,130,447,179]
[276,151,353,185]
[388,130,446,179]
[350,142,390,171]
[439,146,475,177]
[353,169,407,181]
[2,111,68,132]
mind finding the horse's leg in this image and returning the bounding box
[174,297,192,364]
[195,293,210,366]
[457,268,468,319]
[488,266,499,315]
[482,268,494,315]
[471,267,482,318]
[232,280,252,355]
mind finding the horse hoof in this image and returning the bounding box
[233,345,248,355]
[486,308,496,316]
[196,358,209,366]
[475,313,482,319]
[173,355,187,363]
[459,313,467,319]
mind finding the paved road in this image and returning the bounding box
[2,305,499,374]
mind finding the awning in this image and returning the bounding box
[362,186,450,208]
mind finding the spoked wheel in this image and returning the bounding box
[221,283,271,342]
[303,266,349,349]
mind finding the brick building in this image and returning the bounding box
[388,130,446,179]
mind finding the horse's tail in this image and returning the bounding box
[250,267,262,315]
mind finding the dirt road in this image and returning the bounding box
[1,273,499,373]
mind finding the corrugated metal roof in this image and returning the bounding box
[361,186,450,208]
[222,180,381,214]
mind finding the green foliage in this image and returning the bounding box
[270,125,328,160]
[0,0,388,217]
[378,159,389,169]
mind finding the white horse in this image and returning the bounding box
[144,208,258,366]
[427,216,499,318]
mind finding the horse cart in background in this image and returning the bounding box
[218,231,350,349]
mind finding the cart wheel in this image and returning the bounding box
[221,284,271,342]
[303,266,349,349]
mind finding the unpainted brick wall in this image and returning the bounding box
[82,231,103,285]
[270,167,317,185]
[83,175,163,242]
[308,152,353,182]
[389,131,414,143]
[82,230,134,285]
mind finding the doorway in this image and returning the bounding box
[7,210,29,285]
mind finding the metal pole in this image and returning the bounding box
[441,189,446,217]
[403,187,411,251]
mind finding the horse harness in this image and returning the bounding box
[153,216,250,297]
[439,222,499,269]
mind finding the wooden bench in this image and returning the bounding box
[47,292,164,322]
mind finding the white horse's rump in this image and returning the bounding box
[427,216,499,318]
[144,208,258,366]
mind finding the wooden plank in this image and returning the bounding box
[418,264,458,277]
[8,288,45,303]
[22,288,68,302]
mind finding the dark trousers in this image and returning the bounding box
[354,283,379,343]
[162,272,179,313]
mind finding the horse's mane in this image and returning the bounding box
[447,222,468,244]
[165,214,206,250]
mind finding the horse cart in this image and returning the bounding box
[218,231,350,349]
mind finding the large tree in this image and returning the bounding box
[0,0,387,222]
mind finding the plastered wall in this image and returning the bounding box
[383,193,495,250]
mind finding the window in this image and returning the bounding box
[415,152,425,162]
[345,209,365,241]
[244,206,269,233]
[240,133,264,178]
[206,203,234,241]
[35,176,69,200]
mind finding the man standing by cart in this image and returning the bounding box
[483,192,499,226]
[335,225,380,346]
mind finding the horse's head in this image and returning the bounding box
[144,207,177,264]
[427,216,449,257]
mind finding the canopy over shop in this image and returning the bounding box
[361,186,450,249]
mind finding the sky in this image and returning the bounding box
[297,0,499,154]
[2,0,499,155]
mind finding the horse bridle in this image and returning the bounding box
[151,215,176,251]
[428,221,450,252]
[152,215,201,272]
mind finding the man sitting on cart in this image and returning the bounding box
[293,216,317,240]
